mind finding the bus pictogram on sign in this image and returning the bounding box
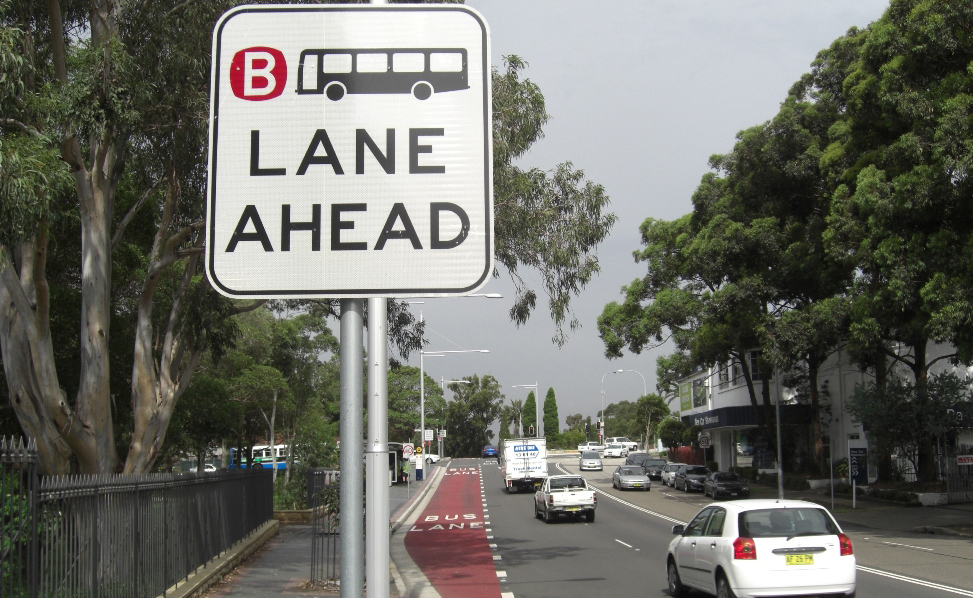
[298,48,469,101]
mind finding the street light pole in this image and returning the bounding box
[512,383,539,436]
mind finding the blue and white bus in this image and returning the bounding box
[229,444,290,469]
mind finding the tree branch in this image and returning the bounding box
[112,177,164,250]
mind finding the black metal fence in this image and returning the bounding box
[307,468,340,583]
[1,437,274,598]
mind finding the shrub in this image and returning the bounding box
[706,461,719,472]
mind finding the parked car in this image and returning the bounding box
[605,436,639,452]
[579,451,603,471]
[625,453,667,479]
[577,441,605,455]
[704,471,750,499]
[189,463,217,473]
[675,465,710,492]
[603,443,629,458]
[661,462,686,487]
[611,465,650,491]
[482,445,498,458]
[666,500,856,598]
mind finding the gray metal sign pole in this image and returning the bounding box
[340,299,364,598]
[366,298,389,598]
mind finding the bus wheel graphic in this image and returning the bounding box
[325,82,346,101]
[412,82,433,100]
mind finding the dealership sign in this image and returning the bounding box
[206,5,492,297]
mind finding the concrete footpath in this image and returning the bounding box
[167,463,445,598]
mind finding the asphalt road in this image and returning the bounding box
[455,455,973,598]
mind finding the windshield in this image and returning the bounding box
[715,473,742,482]
[686,466,709,475]
[550,477,586,490]
[619,467,643,475]
[739,508,839,538]
[581,451,600,459]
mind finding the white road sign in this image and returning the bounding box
[206,5,492,298]
[402,443,414,457]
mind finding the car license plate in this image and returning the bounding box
[633,483,642,487]
[566,507,580,512]
[785,554,814,566]
[729,492,737,496]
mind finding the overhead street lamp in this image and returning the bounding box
[512,383,539,436]
[439,378,470,458]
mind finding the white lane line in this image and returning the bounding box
[858,566,973,597]
[496,570,507,578]
[493,554,502,561]
[501,593,515,598]
[489,543,497,548]
[615,539,633,548]
[881,541,934,551]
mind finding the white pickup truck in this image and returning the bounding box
[534,474,597,523]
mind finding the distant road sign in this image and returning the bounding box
[206,5,493,298]
[423,429,434,441]
[415,445,424,455]
[402,443,414,457]
[698,432,712,448]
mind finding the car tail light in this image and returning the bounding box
[592,492,597,504]
[548,495,554,506]
[733,537,757,560]
[838,533,854,556]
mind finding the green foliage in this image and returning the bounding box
[658,417,687,450]
[557,429,585,450]
[542,387,559,442]
[492,56,616,345]
[444,375,504,457]
[522,391,536,431]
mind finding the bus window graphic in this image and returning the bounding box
[298,48,468,101]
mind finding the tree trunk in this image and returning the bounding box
[808,359,826,476]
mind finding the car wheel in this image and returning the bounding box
[544,506,554,523]
[612,479,618,489]
[534,502,541,519]
[586,510,595,523]
[716,573,737,598]
[667,559,686,597]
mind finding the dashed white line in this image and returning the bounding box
[881,541,934,551]
[858,566,973,596]
[615,539,633,548]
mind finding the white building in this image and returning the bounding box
[676,342,973,481]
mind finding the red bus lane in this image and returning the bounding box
[404,466,501,598]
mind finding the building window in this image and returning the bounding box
[749,351,763,382]
[692,379,707,408]
[718,363,729,389]
[731,360,743,385]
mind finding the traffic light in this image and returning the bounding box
[584,422,591,435]
[528,424,535,436]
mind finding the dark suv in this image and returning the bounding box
[624,454,667,480]
[674,465,710,492]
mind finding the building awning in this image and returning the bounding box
[680,404,812,430]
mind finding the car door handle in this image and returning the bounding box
[710,543,717,548]
[690,541,696,547]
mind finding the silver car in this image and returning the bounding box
[612,465,650,490]
[579,451,603,471]
[662,462,686,487]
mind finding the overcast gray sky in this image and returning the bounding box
[404,1,891,434]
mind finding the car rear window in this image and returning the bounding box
[551,477,586,490]
[739,508,839,538]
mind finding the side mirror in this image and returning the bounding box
[672,525,685,535]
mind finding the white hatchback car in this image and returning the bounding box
[603,443,629,458]
[666,499,855,598]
